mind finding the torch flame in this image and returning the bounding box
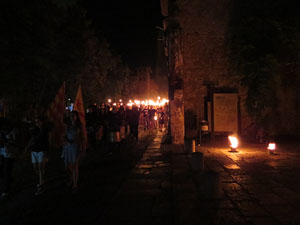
[268,142,276,151]
[154,116,158,120]
[122,97,169,107]
[228,136,238,148]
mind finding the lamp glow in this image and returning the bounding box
[228,135,238,152]
[267,142,276,154]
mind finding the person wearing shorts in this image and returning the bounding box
[25,116,49,195]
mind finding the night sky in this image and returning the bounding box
[80,0,164,69]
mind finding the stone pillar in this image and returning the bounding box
[170,89,184,144]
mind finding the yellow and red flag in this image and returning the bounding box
[47,82,65,148]
[73,85,87,151]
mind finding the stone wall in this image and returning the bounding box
[162,0,252,140]
[170,89,185,144]
[177,0,232,138]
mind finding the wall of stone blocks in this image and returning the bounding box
[175,0,232,138]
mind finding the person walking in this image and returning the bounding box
[126,105,140,140]
[24,116,50,195]
[158,108,165,131]
[142,106,149,130]
[0,119,18,200]
[148,106,156,129]
[62,111,83,193]
[107,106,122,154]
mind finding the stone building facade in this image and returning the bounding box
[160,0,251,143]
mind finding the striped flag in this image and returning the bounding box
[73,85,87,151]
[47,82,65,148]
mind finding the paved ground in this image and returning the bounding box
[97,134,300,225]
[1,131,300,225]
[0,129,158,225]
[172,137,300,225]
[101,130,173,225]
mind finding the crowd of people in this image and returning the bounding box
[0,103,168,199]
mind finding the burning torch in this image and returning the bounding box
[228,135,239,152]
[267,142,276,154]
